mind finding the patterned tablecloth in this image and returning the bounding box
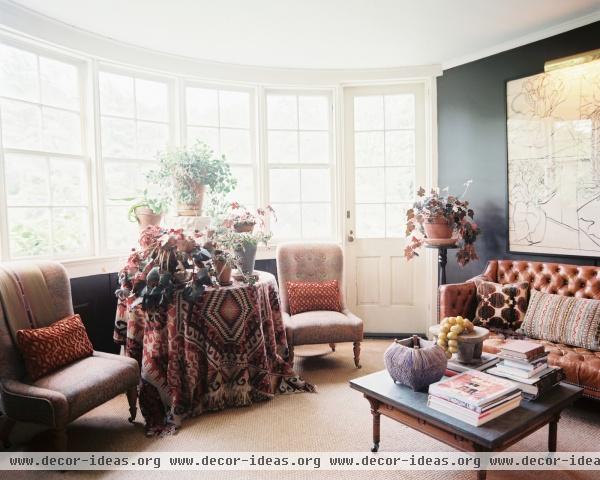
[114,271,314,436]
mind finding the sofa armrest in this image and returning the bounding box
[1,378,68,428]
[438,281,477,322]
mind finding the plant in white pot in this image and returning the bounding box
[148,141,237,216]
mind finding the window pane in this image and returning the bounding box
[385,167,414,203]
[220,128,251,164]
[8,207,51,257]
[52,208,89,255]
[101,117,135,158]
[302,203,331,239]
[355,131,384,167]
[270,203,301,239]
[228,165,254,205]
[187,126,219,153]
[268,131,297,163]
[299,132,328,164]
[50,158,88,205]
[186,87,218,126]
[385,94,414,129]
[39,57,79,110]
[136,78,168,121]
[0,44,38,103]
[299,95,328,130]
[356,204,385,238]
[42,107,81,154]
[137,121,168,159]
[385,131,414,165]
[99,72,134,117]
[386,204,407,238]
[4,154,50,206]
[301,168,330,202]
[105,205,137,251]
[355,167,384,203]
[269,168,300,202]
[219,90,249,128]
[104,161,148,203]
[267,95,297,129]
[354,96,384,131]
[0,99,42,149]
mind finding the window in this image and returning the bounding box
[98,69,172,251]
[184,84,255,208]
[265,92,334,240]
[353,93,416,238]
[0,42,91,259]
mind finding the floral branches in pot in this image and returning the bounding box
[404,182,481,267]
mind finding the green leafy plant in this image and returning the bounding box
[148,141,237,204]
[124,188,170,223]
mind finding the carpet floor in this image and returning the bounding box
[3,339,599,480]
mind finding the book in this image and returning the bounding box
[427,395,521,426]
[495,362,548,379]
[431,389,522,414]
[487,366,564,400]
[496,351,548,363]
[499,340,545,360]
[446,353,500,374]
[500,356,548,371]
[428,370,520,408]
[486,365,554,384]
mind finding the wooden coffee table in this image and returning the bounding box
[350,370,582,480]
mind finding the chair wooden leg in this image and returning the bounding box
[353,341,362,368]
[329,343,336,352]
[52,427,68,451]
[126,386,138,423]
[1,416,16,449]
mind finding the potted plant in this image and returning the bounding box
[212,249,234,286]
[148,141,237,216]
[404,182,481,266]
[122,189,170,230]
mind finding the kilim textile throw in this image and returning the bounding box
[114,271,314,436]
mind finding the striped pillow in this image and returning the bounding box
[519,289,600,351]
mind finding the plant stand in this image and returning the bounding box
[425,243,458,285]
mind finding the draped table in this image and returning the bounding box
[114,271,314,436]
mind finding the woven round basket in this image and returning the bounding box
[384,336,447,391]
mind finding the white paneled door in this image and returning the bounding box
[344,84,428,334]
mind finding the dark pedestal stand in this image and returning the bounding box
[425,244,458,286]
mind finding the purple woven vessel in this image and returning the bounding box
[384,336,447,391]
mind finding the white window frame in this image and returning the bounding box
[95,62,177,255]
[0,35,94,261]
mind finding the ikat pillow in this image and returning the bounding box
[473,280,529,332]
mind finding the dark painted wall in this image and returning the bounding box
[71,259,277,353]
[437,21,600,283]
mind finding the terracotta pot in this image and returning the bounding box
[234,222,255,233]
[176,182,206,216]
[213,254,232,286]
[423,215,453,239]
[135,207,162,230]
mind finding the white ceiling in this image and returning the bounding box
[8,0,600,70]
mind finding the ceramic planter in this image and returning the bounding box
[235,242,257,275]
[176,182,206,216]
[423,215,453,239]
[134,207,162,229]
[234,222,255,233]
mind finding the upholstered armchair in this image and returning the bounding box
[0,261,139,450]
[276,243,364,368]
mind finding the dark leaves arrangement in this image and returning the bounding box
[404,183,481,267]
[116,225,219,311]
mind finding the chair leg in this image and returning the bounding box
[329,343,336,352]
[126,386,138,423]
[288,345,295,364]
[0,416,16,449]
[353,341,362,368]
[52,427,68,451]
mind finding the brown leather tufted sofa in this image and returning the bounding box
[439,259,600,400]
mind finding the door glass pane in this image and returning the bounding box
[386,204,408,238]
[385,131,414,165]
[354,96,384,130]
[355,167,384,203]
[355,132,384,167]
[356,204,385,238]
[385,167,414,203]
[385,94,415,129]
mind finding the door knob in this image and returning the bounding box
[347,230,355,242]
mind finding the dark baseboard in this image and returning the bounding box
[364,332,426,339]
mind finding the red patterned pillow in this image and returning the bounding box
[16,314,93,380]
[286,280,342,315]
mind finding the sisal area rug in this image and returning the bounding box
[4,339,599,480]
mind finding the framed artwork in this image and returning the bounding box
[506,60,600,258]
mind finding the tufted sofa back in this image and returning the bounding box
[480,260,600,300]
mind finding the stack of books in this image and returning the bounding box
[486,340,564,400]
[428,370,521,426]
[446,352,500,375]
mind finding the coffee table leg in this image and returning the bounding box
[366,396,381,452]
[477,470,487,480]
[548,415,560,452]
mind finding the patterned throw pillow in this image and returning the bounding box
[16,314,94,380]
[286,280,342,315]
[474,280,529,332]
[520,289,600,351]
